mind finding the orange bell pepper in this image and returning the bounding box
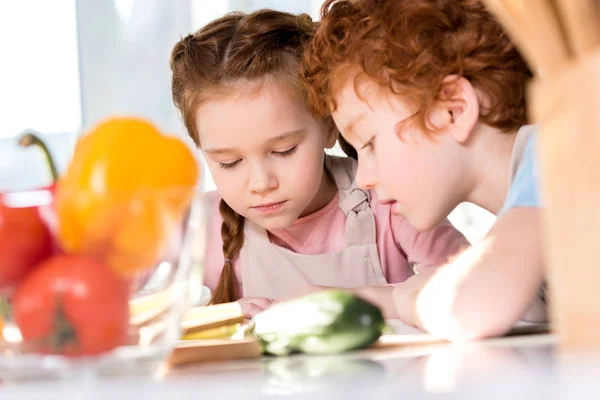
[55,117,199,277]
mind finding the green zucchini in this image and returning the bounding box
[246,290,385,356]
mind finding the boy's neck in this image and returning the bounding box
[465,124,520,215]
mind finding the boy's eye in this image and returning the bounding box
[360,136,376,150]
[273,145,298,157]
[218,159,241,170]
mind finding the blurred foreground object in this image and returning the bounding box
[482,0,600,351]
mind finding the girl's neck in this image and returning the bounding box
[466,124,520,215]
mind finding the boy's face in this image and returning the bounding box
[332,76,469,231]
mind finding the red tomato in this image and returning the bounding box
[12,254,130,356]
[0,195,53,289]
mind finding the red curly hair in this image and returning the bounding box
[302,0,533,133]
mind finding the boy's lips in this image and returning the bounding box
[379,198,397,206]
[380,198,402,215]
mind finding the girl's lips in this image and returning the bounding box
[252,201,287,214]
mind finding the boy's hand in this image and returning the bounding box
[392,268,437,328]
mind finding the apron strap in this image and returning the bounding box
[342,188,377,246]
[326,156,377,247]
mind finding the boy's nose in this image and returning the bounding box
[355,158,378,190]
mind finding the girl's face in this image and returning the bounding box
[197,82,336,231]
[331,77,469,232]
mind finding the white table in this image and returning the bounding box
[3,332,600,399]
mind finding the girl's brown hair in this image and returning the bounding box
[303,0,533,134]
[170,10,344,304]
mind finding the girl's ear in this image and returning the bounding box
[431,75,480,144]
[323,117,338,149]
[325,131,338,149]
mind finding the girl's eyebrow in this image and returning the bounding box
[203,147,236,155]
[203,129,307,155]
[266,128,307,144]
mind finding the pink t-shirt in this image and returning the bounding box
[203,191,468,297]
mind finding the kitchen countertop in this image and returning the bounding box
[3,332,600,399]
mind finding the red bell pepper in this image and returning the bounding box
[0,132,58,289]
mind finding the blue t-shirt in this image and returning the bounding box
[498,129,542,216]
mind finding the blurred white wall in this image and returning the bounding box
[0,0,495,242]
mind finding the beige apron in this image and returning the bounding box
[240,156,388,300]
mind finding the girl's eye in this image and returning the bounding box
[218,159,241,170]
[273,145,298,157]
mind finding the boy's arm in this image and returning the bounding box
[393,207,545,341]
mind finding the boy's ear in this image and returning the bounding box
[430,75,480,144]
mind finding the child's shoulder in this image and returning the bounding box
[499,125,541,215]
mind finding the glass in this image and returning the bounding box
[0,189,210,382]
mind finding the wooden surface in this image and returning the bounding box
[530,48,600,351]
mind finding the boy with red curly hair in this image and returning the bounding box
[303,0,548,340]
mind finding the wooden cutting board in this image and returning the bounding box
[168,320,551,367]
[169,337,262,366]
